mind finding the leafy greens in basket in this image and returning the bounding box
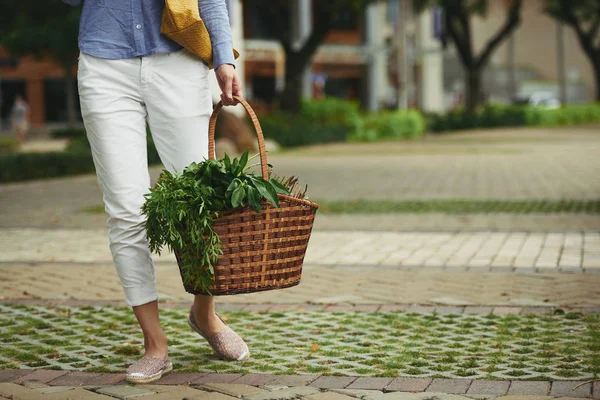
[141,151,300,294]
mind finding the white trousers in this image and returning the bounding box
[77,49,213,307]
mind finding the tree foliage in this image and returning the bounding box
[0,0,81,126]
[545,0,600,101]
[414,0,523,112]
[244,0,375,112]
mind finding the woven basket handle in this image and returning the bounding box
[208,96,269,179]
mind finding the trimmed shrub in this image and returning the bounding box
[50,128,86,139]
[260,113,349,147]
[0,152,95,183]
[259,98,361,147]
[429,103,600,133]
[355,110,426,141]
[0,137,20,153]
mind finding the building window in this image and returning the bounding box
[331,8,358,30]
[44,78,81,123]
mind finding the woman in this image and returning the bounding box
[11,95,30,142]
[63,0,248,383]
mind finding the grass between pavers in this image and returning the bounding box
[0,305,598,381]
[317,199,600,214]
[80,199,600,215]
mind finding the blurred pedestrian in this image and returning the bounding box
[11,95,29,142]
[63,0,246,383]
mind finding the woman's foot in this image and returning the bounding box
[126,355,172,384]
[189,306,250,361]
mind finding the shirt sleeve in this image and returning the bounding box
[199,0,236,69]
[62,0,83,5]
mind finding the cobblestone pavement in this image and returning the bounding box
[1,127,599,231]
[1,228,599,271]
[2,304,599,380]
[2,262,600,307]
[1,374,597,399]
[1,127,599,399]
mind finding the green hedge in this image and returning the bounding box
[353,110,426,141]
[0,137,20,153]
[0,152,95,182]
[50,128,86,139]
[0,130,161,183]
[428,103,600,133]
[259,98,361,147]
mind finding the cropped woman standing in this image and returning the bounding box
[63,0,249,383]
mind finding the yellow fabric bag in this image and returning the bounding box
[160,0,240,69]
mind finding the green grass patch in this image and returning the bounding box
[317,199,600,214]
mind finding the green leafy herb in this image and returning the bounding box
[141,151,292,294]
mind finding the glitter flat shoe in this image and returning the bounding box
[125,355,173,384]
[188,310,250,361]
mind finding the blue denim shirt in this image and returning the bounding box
[63,0,235,69]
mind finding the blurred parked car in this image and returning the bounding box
[512,92,561,109]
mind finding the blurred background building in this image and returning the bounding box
[0,0,597,128]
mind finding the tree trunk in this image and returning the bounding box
[594,56,600,102]
[465,66,482,113]
[64,67,77,128]
[279,53,308,113]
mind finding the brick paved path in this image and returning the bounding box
[1,127,600,399]
[1,370,598,399]
[1,127,599,231]
[1,228,599,270]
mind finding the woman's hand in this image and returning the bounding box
[215,64,243,106]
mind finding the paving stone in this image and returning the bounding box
[96,384,157,399]
[549,381,592,398]
[386,378,432,393]
[230,374,278,386]
[331,388,385,398]
[435,307,465,315]
[183,391,239,400]
[353,304,381,312]
[14,369,69,384]
[406,305,436,314]
[133,387,215,400]
[593,381,600,400]
[494,396,553,400]
[324,305,356,312]
[467,380,509,395]
[463,307,493,315]
[197,382,267,397]
[378,305,410,312]
[48,372,103,387]
[193,373,243,384]
[244,386,320,400]
[23,380,50,389]
[0,382,42,400]
[265,374,318,387]
[304,392,359,400]
[507,381,550,396]
[521,307,553,315]
[0,369,31,383]
[426,379,472,394]
[44,387,115,399]
[363,392,471,400]
[83,373,126,386]
[310,376,357,389]
[35,386,77,394]
[242,304,274,312]
[492,307,522,315]
[346,377,393,391]
[153,373,207,385]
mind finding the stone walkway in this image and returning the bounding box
[2,228,599,271]
[1,127,600,399]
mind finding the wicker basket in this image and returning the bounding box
[174,96,318,295]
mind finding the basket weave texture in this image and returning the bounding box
[175,97,318,295]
